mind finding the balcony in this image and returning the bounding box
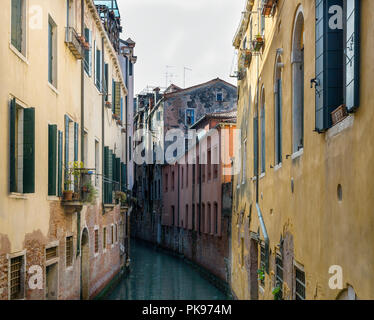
[61,168,98,212]
[65,27,84,60]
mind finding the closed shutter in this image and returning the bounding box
[9,98,17,193]
[89,31,92,75]
[74,122,78,162]
[104,146,109,203]
[58,131,63,196]
[84,28,90,74]
[114,82,121,116]
[64,115,70,186]
[104,63,109,100]
[23,108,35,194]
[112,153,116,189]
[121,163,127,192]
[48,125,57,196]
[96,49,101,90]
[116,157,121,185]
[108,149,113,203]
[112,79,116,113]
[278,79,282,164]
[315,0,344,131]
[11,0,22,52]
[345,0,360,112]
[253,117,258,176]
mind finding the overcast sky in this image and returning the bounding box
[118,0,244,94]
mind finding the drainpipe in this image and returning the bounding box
[255,6,269,273]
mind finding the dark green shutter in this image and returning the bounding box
[104,63,109,100]
[112,79,116,113]
[253,116,258,176]
[114,82,121,116]
[315,0,344,131]
[11,0,22,52]
[9,99,17,193]
[48,125,57,196]
[121,163,127,192]
[116,157,121,186]
[23,108,35,194]
[104,147,109,203]
[345,0,360,112]
[96,49,101,90]
[64,115,70,187]
[275,79,282,164]
[108,149,113,203]
[74,122,78,162]
[58,131,63,196]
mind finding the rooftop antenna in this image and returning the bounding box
[165,65,176,88]
[183,67,192,88]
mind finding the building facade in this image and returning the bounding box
[0,0,133,300]
[231,0,372,300]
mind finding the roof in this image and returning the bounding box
[94,0,121,18]
[164,78,236,98]
[190,110,237,129]
[233,0,254,49]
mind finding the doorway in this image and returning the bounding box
[81,228,90,300]
[45,263,58,300]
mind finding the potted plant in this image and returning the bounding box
[255,34,264,42]
[63,180,73,201]
[272,283,283,300]
[105,101,112,109]
[83,41,90,50]
[82,181,98,205]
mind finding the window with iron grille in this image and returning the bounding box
[260,243,266,286]
[115,224,118,243]
[66,237,73,267]
[111,225,114,245]
[103,227,107,249]
[275,254,284,299]
[46,246,58,261]
[295,267,306,300]
[94,230,99,253]
[9,255,24,300]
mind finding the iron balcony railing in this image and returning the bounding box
[65,27,84,60]
[63,168,97,203]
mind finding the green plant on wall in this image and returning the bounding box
[82,180,98,205]
[272,284,282,300]
[257,267,265,282]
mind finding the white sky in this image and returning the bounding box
[118,0,244,93]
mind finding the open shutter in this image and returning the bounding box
[23,108,35,194]
[104,146,109,203]
[74,122,78,162]
[58,130,63,196]
[9,98,17,193]
[104,63,109,100]
[114,82,122,116]
[48,125,57,196]
[315,0,344,131]
[253,117,258,176]
[345,0,360,112]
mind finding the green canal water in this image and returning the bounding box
[105,240,228,300]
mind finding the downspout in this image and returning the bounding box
[77,0,85,258]
[255,6,269,273]
[101,36,105,212]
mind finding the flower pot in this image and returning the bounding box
[63,190,73,201]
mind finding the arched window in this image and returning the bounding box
[260,86,266,174]
[207,203,211,234]
[292,6,304,153]
[274,54,283,165]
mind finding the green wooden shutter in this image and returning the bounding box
[96,48,101,90]
[114,82,121,116]
[9,98,17,193]
[116,157,121,186]
[112,79,116,113]
[253,116,258,176]
[48,125,57,196]
[58,130,63,196]
[11,0,22,52]
[23,108,35,194]
[64,115,70,187]
[74,122,78,162]
[121,163,127,192]
[345,0,360,112]
[104,63,109,100]
[108,149,113,203]
[104,146,109,203]
[315,0,344,131]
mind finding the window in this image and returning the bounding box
[213,147,218,179]
[48,16,57,87]
[9,255,25,300]
[46,246,58,260]
[115,224,118,243]
[181,167,184,189]
[216,92,223,102]
[242,140,247,184]
[275,254,284,299]
[94,229,99,253]
[129,61,133,76]
[295,266,306,300]
[192,204,196,231]
[103,227,107,249]
[214,202,218,234]
[95,140,100,186]
[259,243,266,286]
[274,56,283,165]
[207,203,211,234]
[84,28,92,75]
[186,109,195,126]
[207,150,212,181]
[253,103,259,176]
[260,87,266,174]
[165,173,168,192]
[128,136,132,161]
[95,46,102,90]
[11,0,26,55]
[186,165,188,188]
[66,237,73,267]
[171,171,175,191]
[171,206,175,226]
[185,205,188,229]
[9,100,35,194]
[201,204,205,233]
[261,13,266,35]
[292,8,304,153]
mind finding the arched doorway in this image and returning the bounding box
[291,6,305,153]
[337,285,357,300]
[81,228,90,300]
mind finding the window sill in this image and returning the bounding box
[274,163,282,172]
[47,196,60,201]
[326,115,354,140]
[9,43,29,64]
[47,82,59,95]
[9,193,28,200]
[291,149,304,160]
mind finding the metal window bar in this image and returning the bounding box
[66,237,73,266]
[95,230,99,253]
[46,246,58,260]
[275,255,283,298]
[295,268,306,300]
[64,168,96,201]
[260,244,266,285]
[10,256,23,300]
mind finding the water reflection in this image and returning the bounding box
[105,240,227,300]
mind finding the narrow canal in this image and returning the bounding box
[105,240,228,300]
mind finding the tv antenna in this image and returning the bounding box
[183,66,192,88]
[165,65,176,88]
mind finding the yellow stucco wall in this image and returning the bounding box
[232,0,374,300]
[0,0,127,255]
